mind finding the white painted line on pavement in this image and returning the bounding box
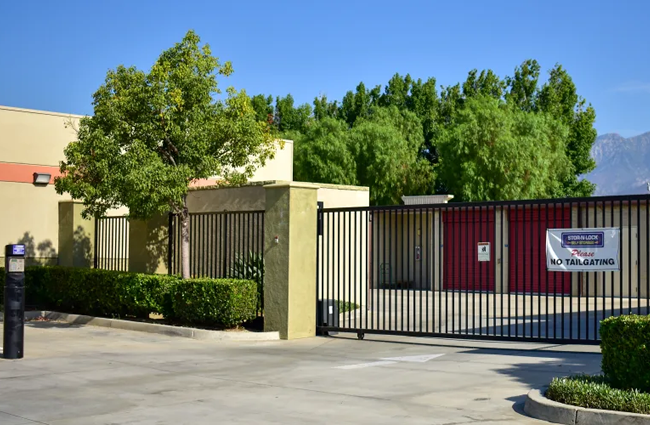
[334,354,445,370]
[334,360,397,370]
[380,354,445,363]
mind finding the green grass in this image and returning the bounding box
[546,375,650,415]
[338,301,360,313]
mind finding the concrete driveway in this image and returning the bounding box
[0,322,601,424]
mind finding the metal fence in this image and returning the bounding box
[168,211,265,312]
[94,216,129,271]
[316,195,650,344]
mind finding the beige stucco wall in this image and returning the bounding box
[316,184,370,209]
[58,201,95,268]
[186,181,371,213]
[204,139,293,184]
[249,140,293,182]
[0,106,81,166]
[0,107,130,267]
[264,183,318,339]
[128,214,168,274]
[0,107,81,265]
[187,185,267,213]
[0,182,67,265]
[0,182,126,267]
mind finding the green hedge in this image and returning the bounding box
[546,375,650,415]
[0,266,256,328]
[169,278,257,327]
[600,315,650,392]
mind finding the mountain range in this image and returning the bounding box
[585,132,650,196]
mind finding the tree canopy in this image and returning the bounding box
[437,96,570,201]
[251,59,598,204]
[55,30,275,278]
[295,107,432,205]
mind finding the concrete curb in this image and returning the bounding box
[524,388,650,424]
[12,311,279,342]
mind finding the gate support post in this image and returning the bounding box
[264,182,318,340]
[58,201,95,268]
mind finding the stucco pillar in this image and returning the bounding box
[128,213,170,274]
[58,201,95,268]
[264,182,318,339]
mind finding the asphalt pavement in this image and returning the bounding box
[0,322,601,424]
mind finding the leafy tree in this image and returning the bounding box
[55,30,275,279]
[313,94,338,121]
[437,96,570,201]
[340,82,374,126]
[293,117,355,184]
[294,106,433,205]
[379,73,413,109]
[538,64,597,196]
[259,59,598,204]
[348,106,433,204]
[506,59,541,112]
[407,77,439,161]
[437,83,462,127]
[274,94,312,134]
[461,69,506,100]
[250,94,274,124]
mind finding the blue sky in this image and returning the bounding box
[1,0,648,137]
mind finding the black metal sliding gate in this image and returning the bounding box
[316,194,650,344]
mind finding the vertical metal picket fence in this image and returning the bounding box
[94,216,130,271]
[168,211,265,313]
[316,195,650,344]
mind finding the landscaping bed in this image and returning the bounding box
[540,314,650,417]
[546,375,650,415]
[0,266,259,330]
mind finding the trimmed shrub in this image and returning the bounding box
[600,315,650,392]
[21,266,177,319]
[546,375,650,415]
[230,251,264,312]
[0,266,257,328]
[169,278,257,327]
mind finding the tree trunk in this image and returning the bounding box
[180,197,190,279]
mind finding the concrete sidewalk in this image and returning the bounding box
[0,322,601,424]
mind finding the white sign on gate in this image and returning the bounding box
[546,227,620,272]
[477,242,490,262]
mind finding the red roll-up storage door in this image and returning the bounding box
[443,208,495,291]
[508,205,571,294]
